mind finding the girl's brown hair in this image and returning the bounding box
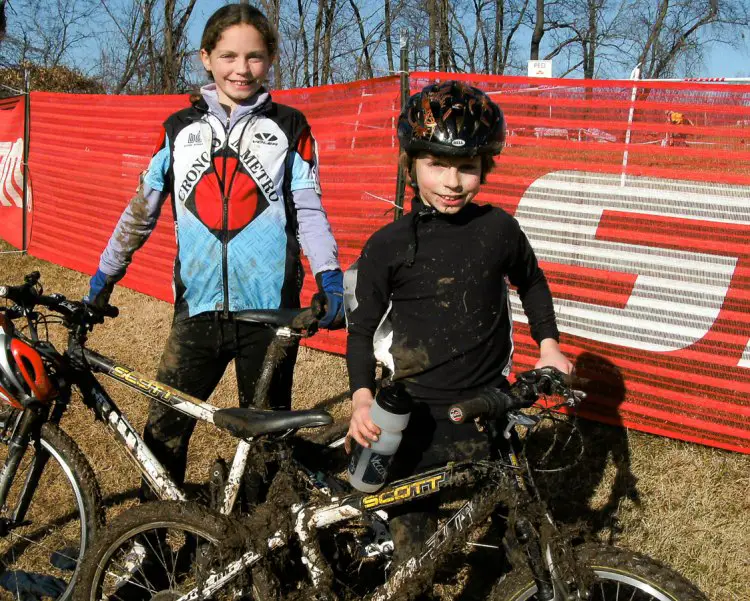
[201,3,278,59]
[399,151,496,191]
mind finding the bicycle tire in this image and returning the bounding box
[489,543,708,601]
[74,501,245,601]
[0,420,103,601]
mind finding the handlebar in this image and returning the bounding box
[448,367,584,425]
[1,272,119,331]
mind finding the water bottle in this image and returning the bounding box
[348,383,412,493]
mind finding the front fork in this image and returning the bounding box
[0,408,48,532]
[514,516,558,600]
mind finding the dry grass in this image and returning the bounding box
[0,242,748,601]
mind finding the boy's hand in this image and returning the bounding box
[345,388,381,453]
[535,338,574,374]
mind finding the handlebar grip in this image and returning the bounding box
[448,388,515,424]
[448,397,492,424]
[102,305,119,318]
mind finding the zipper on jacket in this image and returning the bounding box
[221,114,231,318]
[213,111,254,318]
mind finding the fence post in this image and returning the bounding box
[620,63,640,188]
[21,67,30,252]
[393,29,409,221]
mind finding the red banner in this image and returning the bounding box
[412,73,750,454]
[2,74,749,453]
[0,97,29,249]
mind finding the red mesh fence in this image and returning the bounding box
[24,77,401,351]
[412,72,750,453]
[1,73,748,453]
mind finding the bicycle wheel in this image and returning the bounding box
[490,543,708,601]
[0,419,102,601]
[75,501,244,601]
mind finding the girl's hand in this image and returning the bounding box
[535,338,574,375]
[345,388,381,453]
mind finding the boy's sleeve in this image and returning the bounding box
[505,221,560,345]
[98,130,171,278]
[346,235,392,394]
[288,125,340,274]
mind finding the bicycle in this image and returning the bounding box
[75,366,709,601]
[0,271,336,600]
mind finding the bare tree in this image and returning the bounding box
[349,0,374,78]
[384,0,395,71]
[492,0,528,73]
[161,0,198,93]
[0,0,7,43]
[530,0,545,59]
[95,0,198,94]
[297,0,311,85]
[259,0,282,85]
[5,0,101,68]
[622,0,749,79]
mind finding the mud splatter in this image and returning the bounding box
[391,341,430,378]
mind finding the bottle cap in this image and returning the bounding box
[376,382,412,415]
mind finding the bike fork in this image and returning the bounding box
[0,409,45,531]
[515,517,557,601]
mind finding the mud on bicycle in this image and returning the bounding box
[75,366,709,601]
[0,271,334,600]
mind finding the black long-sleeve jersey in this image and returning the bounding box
[346,201,559,405]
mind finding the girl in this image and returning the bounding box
[87,3,344,493]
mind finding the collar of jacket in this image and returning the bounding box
[197,83,272,129]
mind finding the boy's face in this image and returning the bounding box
[414,154,482,215]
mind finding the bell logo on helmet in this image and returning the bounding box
[452,139,466,147]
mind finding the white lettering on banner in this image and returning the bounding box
[0,139,24,208]
[740,340,750,368]
[511,171,750,354]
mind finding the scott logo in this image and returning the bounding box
[254,132,279,145]
[451,139,466,147]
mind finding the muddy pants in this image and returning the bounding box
[141,313,297,498]
[387,402,492,566]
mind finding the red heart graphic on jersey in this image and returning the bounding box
[194,157,259,230]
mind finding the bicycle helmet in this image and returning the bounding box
[0,316,56,408]
[398,80,506,157]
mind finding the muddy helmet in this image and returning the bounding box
[398,80,505,157]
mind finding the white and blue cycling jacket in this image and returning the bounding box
[97,84,340,319]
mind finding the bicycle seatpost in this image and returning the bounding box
[251,330,297,410]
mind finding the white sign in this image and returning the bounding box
[527,60,552,78]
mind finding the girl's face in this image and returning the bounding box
[414,153,482,214]
[200,24,272,110]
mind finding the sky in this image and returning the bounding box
[50,0,750,83]
[185,0,750,81]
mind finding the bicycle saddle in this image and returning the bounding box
[213,407,333,438]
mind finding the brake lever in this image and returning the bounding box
[503,411,541,439]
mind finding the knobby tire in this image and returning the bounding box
[490,543,708,601]
[0,421,103,601]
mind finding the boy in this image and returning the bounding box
[345,80,572,563]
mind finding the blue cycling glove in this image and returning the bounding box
[314,269,345,330]
[85,269,121,309]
